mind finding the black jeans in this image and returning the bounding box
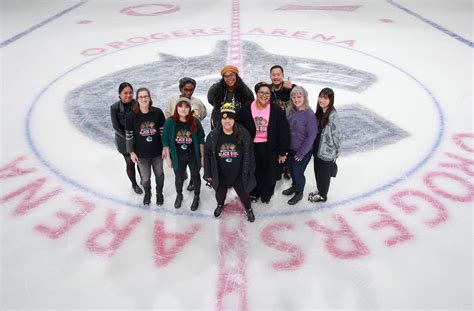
[252,142,277,201]
[137,156,164,194]
[174,151,201,195]
[313,156,332,198]
[215,176,251,210]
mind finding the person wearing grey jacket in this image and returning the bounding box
[310,88,342,202]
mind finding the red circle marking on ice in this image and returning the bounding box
[120,3,180,16]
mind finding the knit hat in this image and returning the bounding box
[221,65,239,77]
[177,97,191,107]
[220,102,236,119]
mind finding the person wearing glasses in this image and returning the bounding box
[207,65,254,129]
[111,82,143,194]
[236,82,290,204]
[309,87,342,203]
[162,98,205,211]
[204,103,256,222]
[125,88,166,206]
[282,86,317,205]
[164,77,207,192]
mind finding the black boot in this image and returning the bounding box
[190,195,199,211]
[143,191,151,205]
[245,208,255,222]
[187,179,194,192]
[132,184,143,194]
[288,191,303,205]
[174,193,183,209]
[156,193,164,205]
[282,185,296,196]
[214,204,224,218]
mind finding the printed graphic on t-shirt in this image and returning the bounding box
[218,143,240,163]
[175,129,193,150]
[139,121,157,142]
[254,116,268,134]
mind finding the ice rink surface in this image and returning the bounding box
[1,0,473,310]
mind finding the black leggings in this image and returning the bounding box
[215,176,251,210]
[122,153,139,186]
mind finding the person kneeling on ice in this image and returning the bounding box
[204,103,256,222]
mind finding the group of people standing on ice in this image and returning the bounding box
[110,65,342,223]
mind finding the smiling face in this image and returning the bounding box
[270,67,284,86]
[221,116,235,133]
[177,102,191,119]
[180,82,195,99]
[137,89,150,112]
[291,91,305,110]
[318,93,331,110]
[223,72,237,88]
[256,85,271,107]
[119,86,133,104]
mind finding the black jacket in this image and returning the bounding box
[110,99,136,154]
[204,124,256,193]
[207,79,254,128]
[236,102,290,158]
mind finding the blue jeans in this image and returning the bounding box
[138,156,164,194]
[287,150,312,193]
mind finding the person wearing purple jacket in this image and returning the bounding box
[282,86,318,205]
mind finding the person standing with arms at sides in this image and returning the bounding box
[111,82,143,194]
[207,65,254,129]
[237,82,290,204]
[309,87,342,203]
[282,86,318,205]
[269,65,296,111]
[164,77,207,121]
[164,77,207,192]
[125,87,166,206]
[204,103,256,222]
[162,98,205,211]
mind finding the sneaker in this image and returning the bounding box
[307,190,319,200]
[133,184,143,194]
[190,195,200,211]
[214,204,224,218]
[143,192,151,205]
[174,193,183,209]
[282,185,296,196]
[309,194,327,203]
[245,208,255,222]
[156,193,164,206]
[288,192,303,205]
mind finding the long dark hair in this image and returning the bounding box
[171,101,198,133]
[134,87,154,113]
[221,119,243,147]
[316,88,335,129]
[211,75,248,105]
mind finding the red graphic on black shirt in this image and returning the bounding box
[139,121,157,136]
[175,129,192,144]
[218,143,239,159]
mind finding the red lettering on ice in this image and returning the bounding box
[261,223,304,270]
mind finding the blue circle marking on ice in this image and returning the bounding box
[25,34,444,218]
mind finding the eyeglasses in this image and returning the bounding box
[182,88,194,92]
[223,73,236,79]
[257,92,270,97]
[138,95,149,99]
